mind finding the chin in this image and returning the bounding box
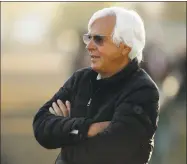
[91,64,101,72]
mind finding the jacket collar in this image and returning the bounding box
[90,58,140,85]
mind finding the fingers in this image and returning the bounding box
[49,99,71,117]
[65,100,71,115]
[52,102,63,116]
[49,107,56,115]
[57,99,69,117]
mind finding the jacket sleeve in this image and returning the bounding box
[61,87,160,164]
[32,72,93,149]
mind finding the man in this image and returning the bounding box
[33,7,160,164]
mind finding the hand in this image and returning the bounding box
[49,99,71,117]
[87,121,110,137]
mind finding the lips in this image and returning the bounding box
[90,55,100,59]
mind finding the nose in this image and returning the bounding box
[86,39,97,51]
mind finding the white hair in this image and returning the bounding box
[88,7,146,63]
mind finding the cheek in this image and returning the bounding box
[98,45,112,56]
[98,45,119,60]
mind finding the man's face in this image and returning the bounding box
[85,16,129,75]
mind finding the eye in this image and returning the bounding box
[95,35,103,41]
[94,35,104,45]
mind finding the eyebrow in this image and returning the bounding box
[87,33,99,36]
[87,31,105,36]
[87,33,109,36]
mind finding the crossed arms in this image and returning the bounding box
[49,99,110,138]
[33,74,159,164]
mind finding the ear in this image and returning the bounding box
[120,44,131,56]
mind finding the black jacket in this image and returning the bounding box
[33,59,160,164]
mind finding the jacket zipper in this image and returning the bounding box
[86,80,101,116]
[87,88,101,107]
[87,98,92,107]
[87,80,93,108]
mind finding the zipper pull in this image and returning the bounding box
[87,98,92,107]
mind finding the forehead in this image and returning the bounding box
[89,15,116,35]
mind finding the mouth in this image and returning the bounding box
[90,55,100,59]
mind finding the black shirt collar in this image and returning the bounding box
[90,58,140,85]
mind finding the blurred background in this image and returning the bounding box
[1,2,186,164]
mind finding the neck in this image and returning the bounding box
[100,59,130,79]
